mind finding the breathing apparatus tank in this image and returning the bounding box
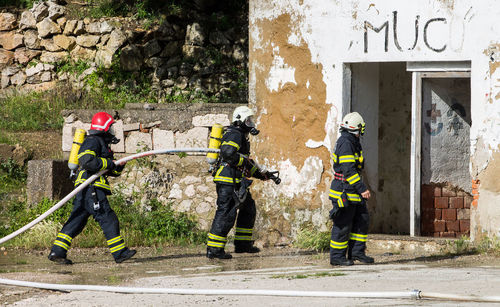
[206,124,224,172]
[68,128,86,178]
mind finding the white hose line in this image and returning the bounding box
[419,292,500,303]
[0,148,219,245]
[0,278,420,299]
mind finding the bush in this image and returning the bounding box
[294,226,330,252]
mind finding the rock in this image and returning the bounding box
[175,127,209,148]
[142,40,161,58]
[63,19,77,35]
[1,66,20,77]
[24,30,41,49]
[22,80,57,92]
[86,20,113,34]
[185,22,205,46]
[160,41,181,58]
[14,48,41,65]
[95,47,114,67]
[179,62,192,76]
[47,2,65,21]
[233,44,246,61]
[152,129,174,150]
[161,79,174,87]
[26,63,44,77]
[73,20,85,35]
[209,31,230,45]
[145,57,163,68]
[75,35,100,48]
[125,131,152,154]
[11,71,27,86]
[192,114,230,127]
[0,32,24,51]
[19,11,37,30]
[175,76,188,89]
[40,39,63,52]
[56,16,67,28]
[70,46,96,61]
[40,71,52,82]
[37,18,61,38]
[165,56,181,68]
[106,29,126,50]
[0,13,17,31]
[1,75,9,88]
[120,45,142,71]
[53,34,76,50]
[0,49,15,69]
[218,73,232,85]
[182,45,205,60]
[40,51,68,63]
[167,66,178,79]
[26,74,41,84]
[31,2,49,22]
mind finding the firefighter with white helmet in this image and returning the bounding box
[48,112,136,264]
[206,106,271,259]
[328,111,373,266]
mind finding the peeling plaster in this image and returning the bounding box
[265,47,297,92]
[276,156,323,197]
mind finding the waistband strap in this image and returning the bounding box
[334,172,345,181]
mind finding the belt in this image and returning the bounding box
[334,172,345,181]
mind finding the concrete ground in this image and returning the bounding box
[1,236,499,306]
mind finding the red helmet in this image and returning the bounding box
[90,112,114,132]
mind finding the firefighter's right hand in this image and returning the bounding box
[361,189,371,199]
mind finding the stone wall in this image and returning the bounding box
[0,1,248,102]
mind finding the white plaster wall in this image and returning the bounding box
[251,0,500,238]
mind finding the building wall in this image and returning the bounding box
[250,0,500,239]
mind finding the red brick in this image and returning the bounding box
[473,194,479,200]
[433,220,446,232]
[446,220,460,232]
[472,200,478,208]
[460,220,470,232]
[435,197,449,209]
[449,197,464,209]
[442,186,456,197]
[434,209,442,220]
[442,209,457,221]
[434,186,442,197]
[471,183,479,189]
[441,232,457,238]
[457,208,470,220]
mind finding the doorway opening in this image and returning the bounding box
[347,62,471,237]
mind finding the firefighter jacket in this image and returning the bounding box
[329,131,367,203]
[213,126,266,185]
[74,134,124,194]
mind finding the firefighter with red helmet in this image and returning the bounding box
[48,112,136,264]
[329,112,374,266]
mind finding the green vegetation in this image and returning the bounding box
[294,225,331,252]
[0,158,28,200]
[0,0,35,8]
[443,235,500,256]
[0,190,207,249]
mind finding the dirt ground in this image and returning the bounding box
[0,245,499,306]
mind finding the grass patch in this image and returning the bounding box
[443,235,500,256]
[294,226,330,252]
[271,271,345,279]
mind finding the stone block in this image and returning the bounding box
[175,127,208,149]
[0,13,17,31]
[26,160,73,205]
[457,208,470,220]
[110,119,125,153]
[152,129,174,150]
[61,121,90,152]
[125,131,152,153]
[192,113,230,127]
[123,123,140,132]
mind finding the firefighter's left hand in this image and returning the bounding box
[361,189,371,199]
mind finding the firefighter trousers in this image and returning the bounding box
[50,187,128,260]
[207,183,256,250]
[330,199,369,261]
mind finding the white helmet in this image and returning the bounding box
[340,112,365,135]
[232,106,254,123]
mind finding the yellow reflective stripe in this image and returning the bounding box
[346,193,361,202]
[329,190,361,202]
[346,173,360,184]
[100,157,108,170]
[237,156,244,167]
[339,155,356,163]
[350,233,367,242]
[331,153,338,163]
[54,240,70,250]
[329,190,342,198]
[235,227,252,233]
[93,177,111,190]
[337,198,344,208]
[208,233,227,242]
[110,243,125,253]
[222,141,240,150]
[77,150,96,159]
[57,233,73,243]
[234,235,252,241]
[330,240,348,249]
[207,241,226,248]
[214,176,242,184]
[250,165,257,176]
[107,236,123,245]
[359,151,364,163]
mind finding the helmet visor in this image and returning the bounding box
[244,116,255,128]
[108,124,116,136]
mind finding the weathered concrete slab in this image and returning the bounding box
[125,131,152,153]
[152,129,174,150]
[26,159,73,205]
[175,127,208,149]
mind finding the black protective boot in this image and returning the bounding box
[234,242,260,253]
[207,247,232,259]
[114,248,136,263]
[351,254,374,264]
[48,252,73,265]
[330,258,354,266]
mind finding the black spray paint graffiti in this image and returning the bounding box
[364,11,447,53]
[424,100,466,136]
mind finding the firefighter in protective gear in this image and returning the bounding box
[48,112,136,265]
[206,106,268,259]
[329,112,373,266]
